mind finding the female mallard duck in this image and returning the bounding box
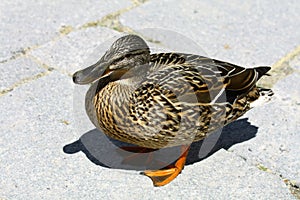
[73,34,273,186]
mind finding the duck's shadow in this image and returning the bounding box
[63,118,257,170]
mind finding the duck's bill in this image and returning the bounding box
[73,61,109,85]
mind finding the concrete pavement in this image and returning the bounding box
[1,0,300,199]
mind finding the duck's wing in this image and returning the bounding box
[149,53,270,104]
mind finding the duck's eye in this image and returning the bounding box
[111,56,124,65]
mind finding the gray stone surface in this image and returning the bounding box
[29,27,121,75]
[1,0,299,199]
[0,0,130,61]
[121,0,300,67]
[0,57,46,91]
[228,57,300,196]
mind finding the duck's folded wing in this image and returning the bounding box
[148,53,270,104]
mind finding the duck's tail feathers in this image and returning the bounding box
[255,66,271,80]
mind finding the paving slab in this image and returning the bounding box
[120,0,300,67]
[227,54,300,197]
[0,57,46,92]
[0,0,131,61]
[0,72,71,199]
[29,27,121,75]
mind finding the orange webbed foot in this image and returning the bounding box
[142,145,190,187]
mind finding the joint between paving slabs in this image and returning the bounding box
[259,45,300,89]
[0,30,72,64]
[0,54,72,97]
[26,54,72,77]
[59,1,164,55]
[79,1,150,33]
[58,0,150,36]
[0,46,37,64]
[0,30,68,64]
[0,0,149,64]
[0,70,51,96]
[0,1,151,96]
[281,175,300,199]
[232,150,300,199]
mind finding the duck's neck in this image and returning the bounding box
[109,78,138,105]
[90,77,139,132]
[95,75,144,113]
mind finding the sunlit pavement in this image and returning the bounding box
[1,1,299,199]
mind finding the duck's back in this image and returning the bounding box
[148,53,271,104]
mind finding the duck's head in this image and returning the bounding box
[73,34,150,85]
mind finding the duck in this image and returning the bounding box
[73,34,273,186]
